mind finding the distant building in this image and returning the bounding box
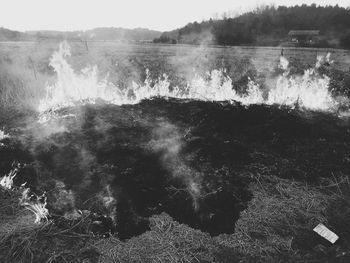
[288,30,320,46]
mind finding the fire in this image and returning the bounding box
[0,129,9,147]
[38,41,127,112]
[0,164,49,224]
[38,42,346,120]
[184,70,264,105]
[0,129,9,140]
[19,188,49,224]
[266,63,336,111]
[0,166,18,190]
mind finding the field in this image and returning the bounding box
[1,41,350,262]
[0,41,349,109]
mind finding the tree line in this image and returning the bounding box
[154,4,350,49]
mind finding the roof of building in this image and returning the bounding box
[288,30,320,36]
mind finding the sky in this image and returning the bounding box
[0,0,349,32]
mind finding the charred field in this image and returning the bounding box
[1,42,350,262]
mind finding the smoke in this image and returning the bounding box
[13,44,349,223]
[98,185,117,223]
[21,44,349,222]
[149,121,202,210]
[49,180,77,215]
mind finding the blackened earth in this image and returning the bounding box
[1,98,350,240]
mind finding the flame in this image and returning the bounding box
[316,52,334,68]
[279,56,290,72]
[0,129,9,140]
[0,163,49,224]
[38,41,127,112]
[266,66,335,111]
[0,166,18,190]
[0,129,9,147]
[38,43,345,119]
[184,70,264,105]
[19,188,49,224]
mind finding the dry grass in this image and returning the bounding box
[94,212,218,263]
[0,188,99,263]
[1,169,350,262]
[213,171,350,262]
[0,188,38,240]
[1,41,349,113]
[0,63,47,109]
[215,179,329,261]
[1,41,350,262]
[92,171,350,262]
[0,43,55,111]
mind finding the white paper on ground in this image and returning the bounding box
[313,223,339,244]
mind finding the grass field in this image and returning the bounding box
[0,41,350,262]
[1,40,349,110]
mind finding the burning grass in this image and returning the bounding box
[1,42,350,262]
[0,187,99,263]
[1,41,350,114]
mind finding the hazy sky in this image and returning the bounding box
[0,0,349,32]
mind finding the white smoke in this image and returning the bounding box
[149,122,202,210]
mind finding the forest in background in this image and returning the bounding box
[154,4,350,49]
[0,27,161,42]
[1,4,350,49]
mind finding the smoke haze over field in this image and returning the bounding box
[0,0,349,32]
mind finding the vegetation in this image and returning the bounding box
[0,27,161,42]
[340,31,350,49]
[0,188,99,262]
[2,154,350,262]
[1,42,350,262]
[155,4,350,48]
[1,41,350,115]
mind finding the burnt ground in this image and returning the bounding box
[1,98,350,262]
